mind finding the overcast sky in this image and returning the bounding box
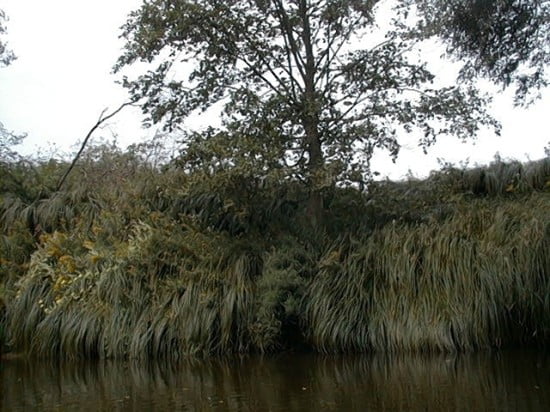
[0,0,548,179]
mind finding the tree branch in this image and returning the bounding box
[273,0,307,81]
[56,102,132,191]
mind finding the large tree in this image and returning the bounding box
[114,0,509,221]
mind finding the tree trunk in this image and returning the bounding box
[304,118,324,226]
[299,0,324,227]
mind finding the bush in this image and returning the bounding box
[2,148,549,357]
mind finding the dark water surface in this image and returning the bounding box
[1,350,548,411]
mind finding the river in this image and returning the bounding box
[1,350,548,411]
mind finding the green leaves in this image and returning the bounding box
[406,0,550,105]
[0,9,16,67]
[115,0,510,187]
[2,142,549,357]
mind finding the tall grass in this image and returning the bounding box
[306,194,550,352]
[6,214,308,358]
[3,155,550,357]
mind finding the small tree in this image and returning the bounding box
[115,0,502,222]
[0,122,25,164]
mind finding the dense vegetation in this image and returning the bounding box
[1,144,548,358]
[114,0,549,227]
[1,1,549,359]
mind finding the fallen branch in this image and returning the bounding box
[56,102,132,191]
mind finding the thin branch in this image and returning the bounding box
[281,32,304,99]
[321,38,395,102]
[195,12,296,104]
[327,94,374,126]
[56,102,132,191]
[274,0,307,80]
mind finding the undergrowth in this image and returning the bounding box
[1,153,549,357]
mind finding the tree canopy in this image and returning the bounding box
[114,0,549,222]
[408,0,550,105]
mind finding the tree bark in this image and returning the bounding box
[300,0,324,226]
[303,118,324,226]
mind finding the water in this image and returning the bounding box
[1,350,548,411]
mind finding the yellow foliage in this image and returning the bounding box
[82,240,95,250]
[58,255,76,273]
[46,245,63,258]
[53,275,71,292]
[44,231,69,258]
[39,233,50,244]
[149,211,163,221]
[319,249,341,269]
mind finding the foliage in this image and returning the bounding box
[306,194,550,352]
[362,156,550,225]
[406,0,550,105]
[2,144,549,357]
[0,122,26,163]
[0,9,16,67]
[2,144,307,357]
[114,0,498,193]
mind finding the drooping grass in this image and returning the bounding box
[3,154,550,357]
[306,194,550,352]
[458,156,550,195]
[6,218,306,358]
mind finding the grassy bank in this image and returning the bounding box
[1,151,549,358]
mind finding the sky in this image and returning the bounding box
[0,0,548,180]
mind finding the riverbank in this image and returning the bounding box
[1,154,549,358]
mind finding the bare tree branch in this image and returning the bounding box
[56,102,133,191]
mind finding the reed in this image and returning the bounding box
[2,154,549,357]
[6,215,283,358]
[306,194,550,352]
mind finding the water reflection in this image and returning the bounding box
[1,351,548,411]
